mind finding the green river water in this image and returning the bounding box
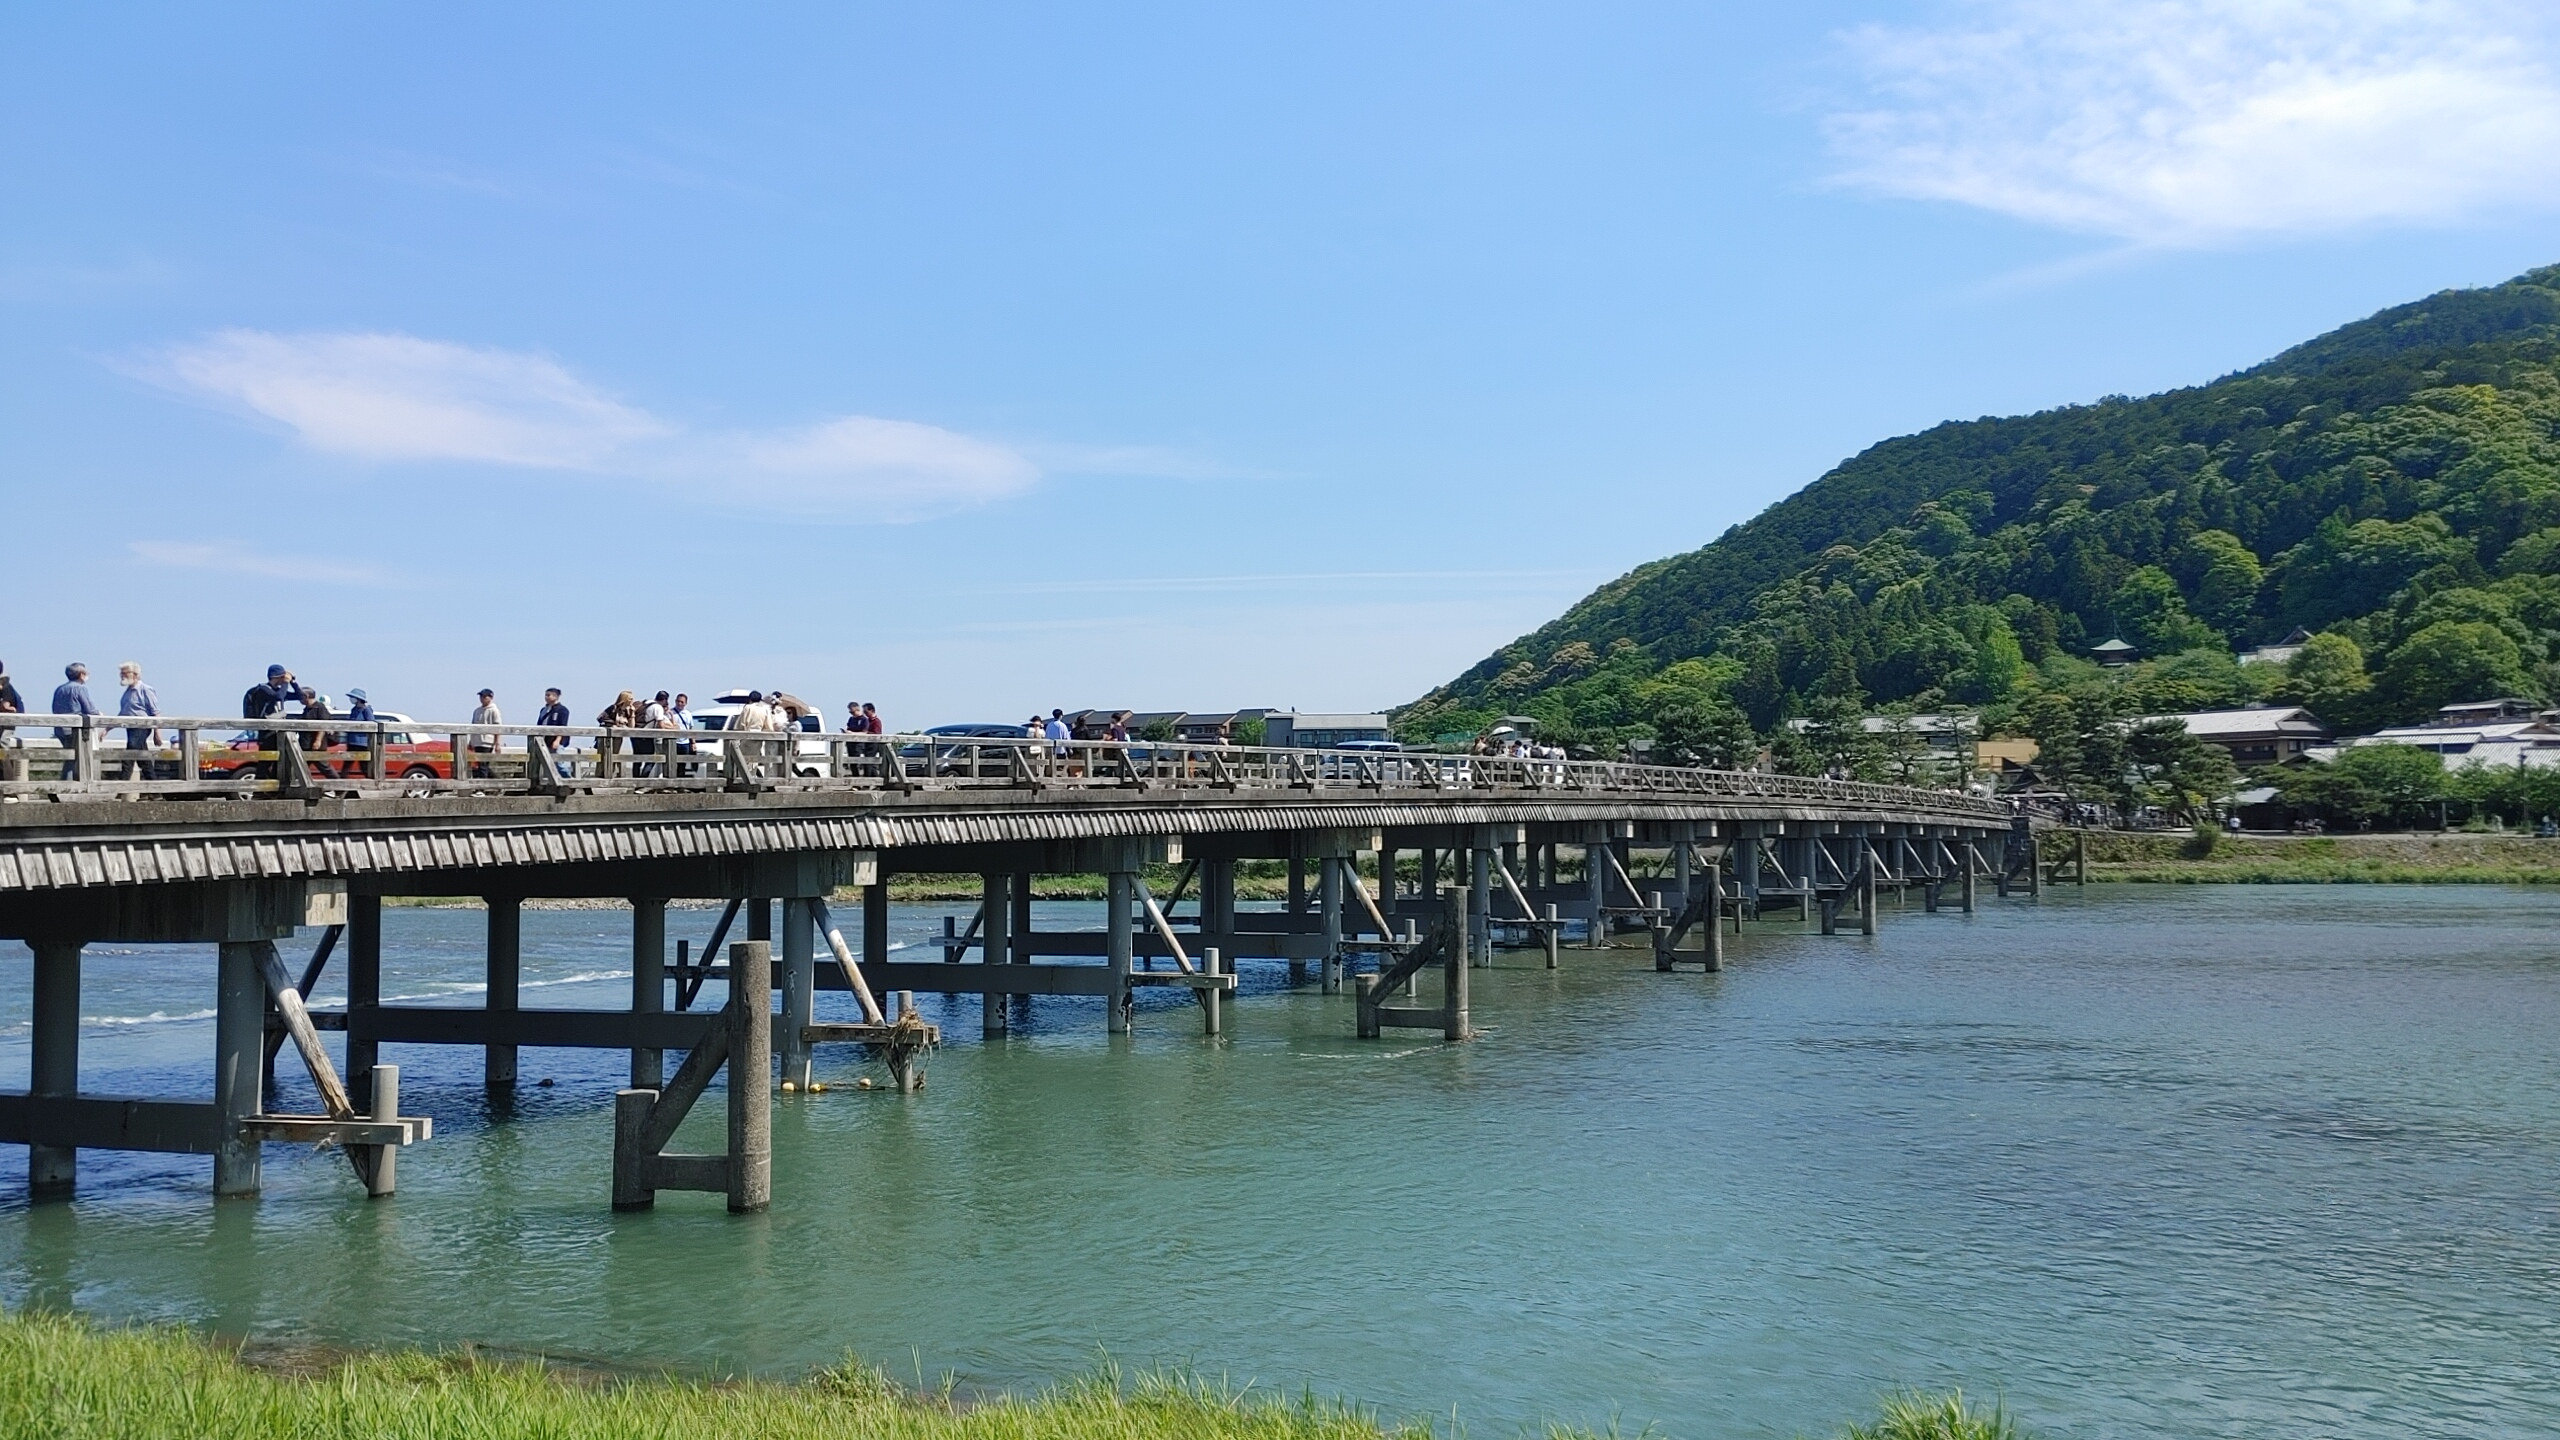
[2,885,2556,1438]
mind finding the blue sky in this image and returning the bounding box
[7,2,2560,725]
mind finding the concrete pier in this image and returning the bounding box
[28,940,78,1199]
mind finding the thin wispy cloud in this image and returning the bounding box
[1001,569,1591,595]
[140,330,1038,521]
[1826,0,2560,246]
[130,539,391,587]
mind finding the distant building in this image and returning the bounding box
[2237,627,2314,667]
[2089,638,2139,667]
[1975,737,2040,772]
[1264,711,1393,748]
[2429,698,2539,727]
[2320,718,2560,770]
[1175,709,1270,743]
[2148,706,2332,766]
[1785,712,1978,755]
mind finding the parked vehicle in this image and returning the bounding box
[895,723,1031,777]
[200,713,459,781]
[686,690,830,778]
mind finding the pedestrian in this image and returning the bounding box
[242,664,293,780]
[295,687,338,761]
[1044,707,1073,777]
[596,689,638,773]
[470,688,501,779]
[670,692,696,774]
[636,690,671,778]
[845,700,866,732]
[52,663,98,780]
[537,687,570,731]
[861,701,882,735]
[344,688,377,764]
[1106,711,1131,744]
[0,660,22,782]
[116,662,162,780]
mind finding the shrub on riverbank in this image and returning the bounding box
[2070,829,2560,884]
[0,1311,2022,1440]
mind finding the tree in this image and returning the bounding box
[1970,614,2026,702]
[2280,743,2446,829]
[1649,697,1758,769]
[2179,529,2265,634]
[2111,566,2221,655]
[2122,718,2238,822]
[2280,632,2373,727]
[2273,514,2472,631]
[2375,620,2537,722]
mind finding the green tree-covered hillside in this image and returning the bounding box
[1402,265,2560,752]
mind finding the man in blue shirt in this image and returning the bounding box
[344,688,376,755]
[51,663,98,780]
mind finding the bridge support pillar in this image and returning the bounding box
[1469,829,1494,967]
[348,894,382,1109]
[1962,844,1978,912]
[780,897,814,1089]
[863,880,889,971]
[485,897,520,1093]
[28,940,80,1200]
[1419,848,1440,900]
[1319,854,1344,994]
[1704,863,1725,973]
[214,940,263,1197]
[981,873,1011,1038]
[1860,839,1879,937]
[1286,853,1308,984]
[622,891,660,1081]
[1585,834,1607,947]
[1106,870,1134,1034]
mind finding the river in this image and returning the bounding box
[2,885,2555,1438]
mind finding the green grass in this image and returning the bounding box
[0,1311,2027,1440]
[1840,1391,2021,1440]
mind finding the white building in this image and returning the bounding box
[2145,706,2332,766]
[2315,719,2560,771]
[1262,712,1394,748]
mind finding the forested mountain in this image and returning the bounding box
[1401,265,2560,761]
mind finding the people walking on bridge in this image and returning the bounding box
[636,691,672,777]
[536,687,572,778]
[344,689,375,759]
[596,690,639,773]
[51,665,98,780]
[0,661,21,783]
[242,665,293,780]
[860,701,881,734]
[1044,708,1074,777]
[671,693,696,775]
[470,689,501,778]
[116,663,162,780]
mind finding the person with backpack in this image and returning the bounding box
[241,664,293,780]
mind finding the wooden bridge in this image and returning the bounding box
[0,712,2034,1213]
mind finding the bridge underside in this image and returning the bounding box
[0,785,2033,1212]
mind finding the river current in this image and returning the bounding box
[1,885,2554,1438]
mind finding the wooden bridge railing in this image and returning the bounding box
[0,713,2006,820]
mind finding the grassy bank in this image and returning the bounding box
[0,1312,2023,1440]
[2067,829,2560,885]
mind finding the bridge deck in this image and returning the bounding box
[0,714,2028,1214]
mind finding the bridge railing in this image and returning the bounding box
[0,713,2005,819]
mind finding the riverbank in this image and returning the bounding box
[0,1313,2016,1440]
[2069,829,2560,884]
